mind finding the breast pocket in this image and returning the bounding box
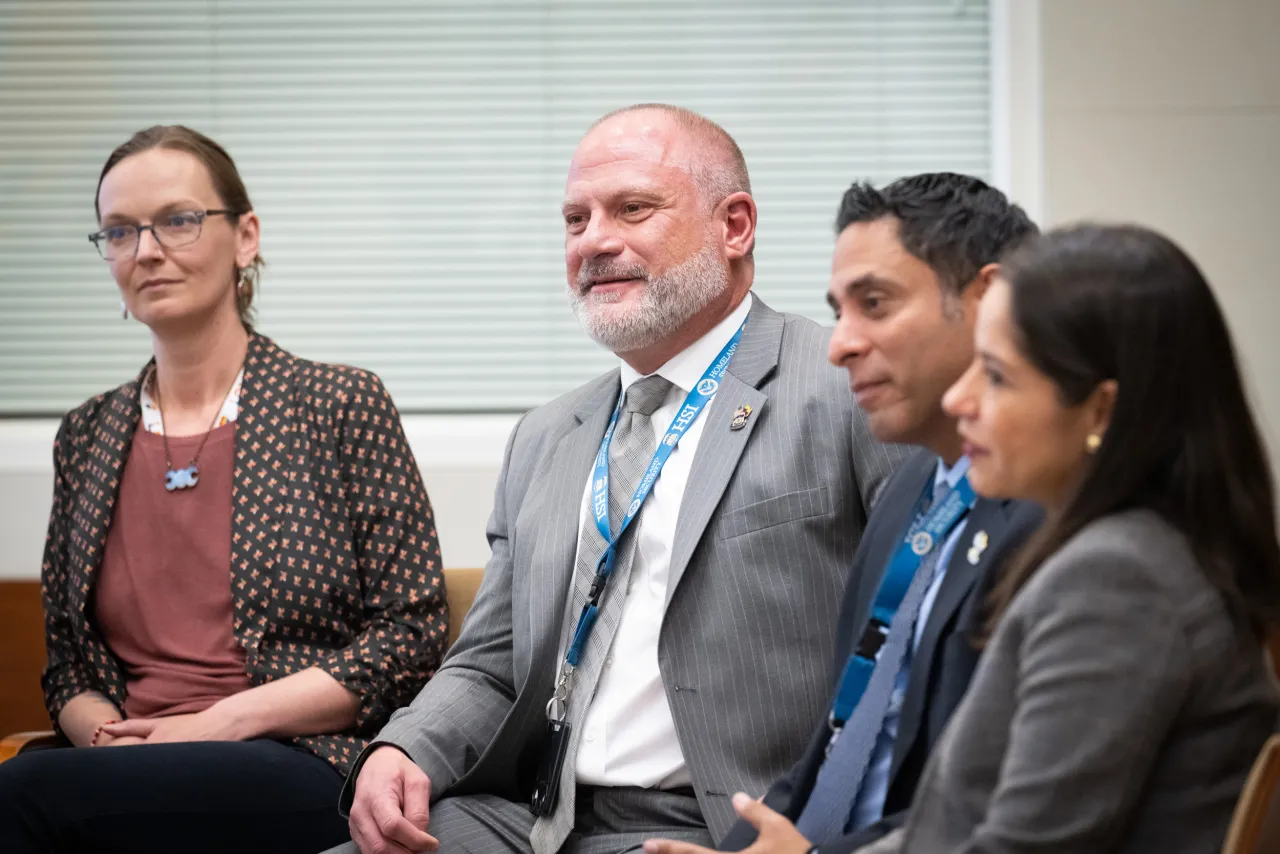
[719,486,831,540]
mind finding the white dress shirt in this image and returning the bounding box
[570,293,754,789]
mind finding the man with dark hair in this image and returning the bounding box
[833,173,1036,299]
[646,173,1043,854]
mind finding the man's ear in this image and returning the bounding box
[958,263,1001,318]
[719,191,757,261]
[971,263,1001,301]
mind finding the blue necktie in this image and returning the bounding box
[794,481,949,844]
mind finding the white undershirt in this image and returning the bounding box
[570,293,753,789]
[138,367,244,435]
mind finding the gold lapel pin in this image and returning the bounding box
[967,529,990,565]
[730,404,753,431]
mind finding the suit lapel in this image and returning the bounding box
[68,374,146,616]
[663,301,782,609]
[523,374,620,676]
[889,496,1014,782]
[229,334,295,648]
[847,453,938,634]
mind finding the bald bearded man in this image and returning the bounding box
[328,105,906,854]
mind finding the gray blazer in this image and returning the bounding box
[341,297,908,839]
[860,508,1280,854]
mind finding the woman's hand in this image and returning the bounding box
[98,706,250,744]
[96,667,359,746]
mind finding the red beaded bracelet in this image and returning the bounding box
[89,720,121,747]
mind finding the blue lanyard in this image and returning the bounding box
[563,320,746,670]
[828,462,977,729]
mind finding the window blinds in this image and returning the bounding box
[0,0,991,414]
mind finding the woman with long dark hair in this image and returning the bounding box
[858,224,1280,853]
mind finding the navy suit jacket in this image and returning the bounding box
[721,449,1043,854]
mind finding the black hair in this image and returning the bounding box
[988,223,1280,640]
[836,172,1038,293]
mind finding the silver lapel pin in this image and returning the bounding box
[967,529,990,565]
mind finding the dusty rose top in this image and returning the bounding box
[94,423,251,719]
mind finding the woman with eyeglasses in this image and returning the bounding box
[852,224,1280,853]
[0,126,449,854]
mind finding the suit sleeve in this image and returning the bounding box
[311,373,449,730]
[848,406,911,513]
[952,544,1194,853]
[341,413,528,811]
[815,811,907,854]
[40,415,102,731]
[846,827,906,854]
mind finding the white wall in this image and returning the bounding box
[1039,0,1280,484]
[0,416,515,579]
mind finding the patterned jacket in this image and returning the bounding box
[40,333,448,776]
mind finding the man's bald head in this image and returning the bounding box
[562,103,758,368]
[587,104,752,212]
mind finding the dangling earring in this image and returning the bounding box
[1086,433,1102,453]
[120,299,129,320]
[237,267,252,292]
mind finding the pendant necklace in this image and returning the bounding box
[154,368,242,492]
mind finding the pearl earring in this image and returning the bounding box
[1086,433,1102,453]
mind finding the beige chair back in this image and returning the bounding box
[443,567,484,649]
[1224,735,1280,854]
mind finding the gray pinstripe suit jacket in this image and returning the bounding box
[341,297,909,840]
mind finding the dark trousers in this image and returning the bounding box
[0,738,348,853]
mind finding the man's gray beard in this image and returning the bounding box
[569,241,730,354]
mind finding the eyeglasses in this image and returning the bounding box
[88,209,237,261]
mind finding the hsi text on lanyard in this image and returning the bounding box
[827,462,977,745]
[528,318,747,817]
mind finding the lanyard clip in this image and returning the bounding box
[546,662,575,722]
[855,618,890,662]
[587,573,608,604]
[825,710,845,757]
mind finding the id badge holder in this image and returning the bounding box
[530,666,574,817]
[529,717,571,816]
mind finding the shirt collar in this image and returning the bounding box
[619,292,753,395]
[934,455,971,492]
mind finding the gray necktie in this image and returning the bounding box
[794,486,947,844]
[530,374,674,854]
